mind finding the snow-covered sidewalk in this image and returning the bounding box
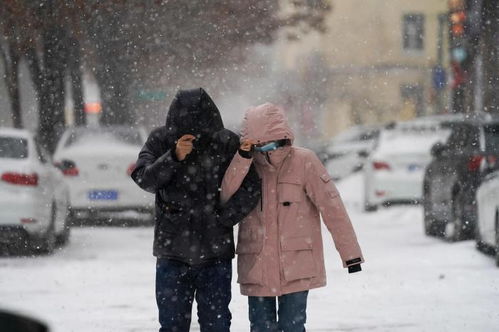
[1,174,498,331]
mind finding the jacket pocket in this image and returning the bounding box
[277,178,304,203]
[280,236,317,282]
[236,241,263,285]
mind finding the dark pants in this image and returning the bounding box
[248,291,309,332]
[156,258,232,332]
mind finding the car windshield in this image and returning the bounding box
[0,136,28,159]
[484,124,499,152]
[63,127,143,148]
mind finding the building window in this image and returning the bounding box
[400,84,424,117]
[403,14,425,51]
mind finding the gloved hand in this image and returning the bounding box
[238,140,253,159]
[346,258,362,274]
[348,264,362,273]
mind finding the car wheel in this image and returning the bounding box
[36,203,57,254]
[364,202,378,212]
[445,194,465,242]
[56,204,71,246]
[424,213,436,236]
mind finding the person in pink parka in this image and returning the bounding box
[221,103,364,332]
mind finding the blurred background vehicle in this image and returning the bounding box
[323,125,380,180]
[475,168,499,267]
[0,128,70,254]
[423,114,499,241]
[363,117,456,212]
[53,126,154,225]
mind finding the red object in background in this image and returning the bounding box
[21,218,37,224]
[450,11,466,36]
[84,103,102,114]
[1,172,38,186]
[373,161,391,170]
[467,155,483,172]
[126,163,136,176]
[450,62,465,88]
[62,167,79,177]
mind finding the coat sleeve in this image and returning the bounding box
[304,151,364,269]
[220,151,253,204]
[217,133,261,228]
[131,131,181,193]
[217,164,261,227]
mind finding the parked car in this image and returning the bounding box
[53,126,154,223]
[364,117,456,212]
[0,128,70,253]
[324,125,380,180]
[423,114,499,241]
[475,168,499,267]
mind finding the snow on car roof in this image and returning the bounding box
[0,127,33,139]
[376,125,451,156]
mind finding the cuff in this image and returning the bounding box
[238,149,252,159]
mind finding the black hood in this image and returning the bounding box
[165,88,224,141]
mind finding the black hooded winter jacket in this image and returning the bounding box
[131,88,260,265]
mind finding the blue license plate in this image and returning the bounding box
[88,190,118,200]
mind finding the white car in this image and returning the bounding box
[476,169,499,267]
[0,128,70,253]
[53,126,154,223]
[364,120,452,212]
[325,125,380,180]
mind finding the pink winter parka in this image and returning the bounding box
[221,103,364,297]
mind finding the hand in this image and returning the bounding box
[240,140,253,152]
[175,134,195,161]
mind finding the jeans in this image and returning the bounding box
[248,291,309,332]
[156,258,232,332]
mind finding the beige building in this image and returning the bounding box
[275,0,450,138]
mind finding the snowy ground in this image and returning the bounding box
[1,173,498,331]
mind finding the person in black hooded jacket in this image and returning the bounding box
[131,88,260,332]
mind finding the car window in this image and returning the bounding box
[484,124,499,152]
[0,136,28,159]
[63,128,143,148]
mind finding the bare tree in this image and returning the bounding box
[1,0,331,150]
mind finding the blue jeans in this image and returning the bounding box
[156,258,232,332]
[248,291,309,332]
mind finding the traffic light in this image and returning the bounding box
[448,0,468,88]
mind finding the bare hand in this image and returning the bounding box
[240,140,253,152]
[176,134,195,161]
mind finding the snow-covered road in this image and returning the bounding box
[1,174,498,331]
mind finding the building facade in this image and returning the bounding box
[275,0,450,138]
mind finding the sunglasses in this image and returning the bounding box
[253,139,288,152]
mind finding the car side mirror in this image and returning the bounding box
[431,142,447,157]
[54,159,76,171]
